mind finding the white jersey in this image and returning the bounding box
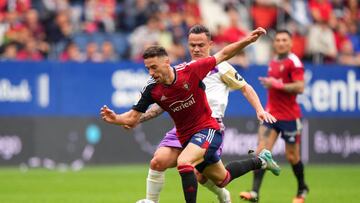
[203,61,247,118]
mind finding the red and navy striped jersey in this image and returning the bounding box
[266,53,304,120]
[133,56,220,144]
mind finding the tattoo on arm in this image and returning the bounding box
[139,104,164,123]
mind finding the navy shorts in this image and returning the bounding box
[182,128,223,173]
[262,119,302,144]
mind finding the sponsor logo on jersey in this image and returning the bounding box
[169,94,196,112]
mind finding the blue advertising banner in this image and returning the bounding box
[0,62,359,117]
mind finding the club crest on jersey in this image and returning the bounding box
[160,95,167,101]
[183,82,190,90]
[280,64,285,72]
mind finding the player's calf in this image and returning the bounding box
[178,165,198,203]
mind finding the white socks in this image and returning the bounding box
[146,169,165,203]
[202,179,230,201]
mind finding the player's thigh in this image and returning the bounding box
[201,160,227,185]
[285,142,300,164]
[256,125,278,154]
[177,143,206,166]
[151,146,182,170]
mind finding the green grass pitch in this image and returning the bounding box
[0,164,359,203]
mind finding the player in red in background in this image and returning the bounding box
[240,30,309,203]
[101,27,281,203]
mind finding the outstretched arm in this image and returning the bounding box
[213,27,266,65]
[100,105,142,128]
[139,104,165,123]
[240,84,276,123]
[122,104,165,130]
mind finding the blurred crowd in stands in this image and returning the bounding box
[0,0,359,67]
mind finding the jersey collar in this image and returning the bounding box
[163,67,177,87]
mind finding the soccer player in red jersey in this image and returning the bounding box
[135,24,273,203]
[101,27,281,203]
[240,30,309,203]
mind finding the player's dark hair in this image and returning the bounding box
[275,29,292,38]
[188,24,211,40]
[142,46,168,59]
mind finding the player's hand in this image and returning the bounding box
[100,105,117,124]
[257,110,277,124]
[122,125,133,130]
[259,77,284,89]
[248,27,267,43]
[122,123,139,130]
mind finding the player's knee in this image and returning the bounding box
[286,152,300,164]
[177,164,194,175]
[177,157,194,168]
[150,156,169,171]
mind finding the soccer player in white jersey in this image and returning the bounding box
[132,25,274,203]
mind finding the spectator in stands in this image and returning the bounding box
[251,0,278,30]
[85,41,102,62]
[23,9,50,57]
[59,41,85,62]
[0,42,18,61]
[83,0,116,33]
[309,0,334,24]
[40,0,71,13]
[338,38,360,66]
[306,21,337,63]
[183,0,202,26]
[0,0,357,65]
[4,11,25,44]
[334,20,350,52]
[167,11,188,45]
[128,15,161,61]
[347,0,359,22]
[101,41,118,62]
[213,5,249,67]
[286,21,307,60]
[15,0,32,14]
[24,9,46,41]
[47,11,72,43]
[215,5,247,44]
[121,0,159,31]
[16,39,43,61]
[167,38,186,64]
[280,0,311,29]
[347,22,360,55]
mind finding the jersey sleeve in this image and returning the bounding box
[289,53,304,81]
[291,67,304,81]
[218,62,247,90]
[189,56,217,79]
[132,82,155,113]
